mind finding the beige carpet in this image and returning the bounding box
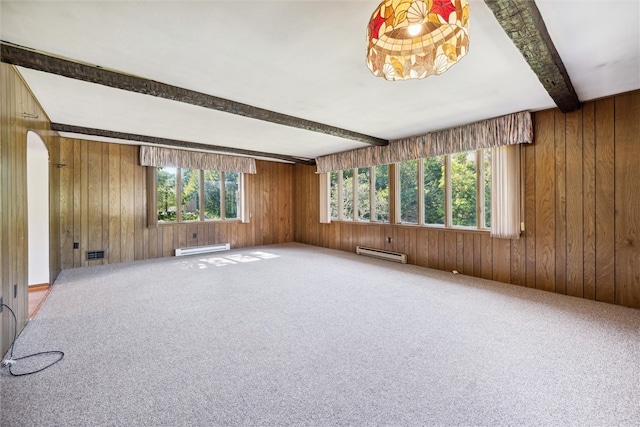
[2,243,639,426]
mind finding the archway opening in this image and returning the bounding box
[27,131,50,288]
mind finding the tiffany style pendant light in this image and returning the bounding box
[366,0,470,81]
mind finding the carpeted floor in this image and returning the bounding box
[1,243,639,426]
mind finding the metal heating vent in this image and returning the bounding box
[86,250,105,260]
[175,243,230,257]
[356,246,407,264]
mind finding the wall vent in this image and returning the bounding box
[356,246,407,264]
[87,250,105,260]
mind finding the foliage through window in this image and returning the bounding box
[156,167,242,223]
[327,149,490,229]
[398,149,490,228]
[330,166,389,223]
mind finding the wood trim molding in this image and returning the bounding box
[1,42,388,147]
[50,122,317,165]
[484,0,581,113]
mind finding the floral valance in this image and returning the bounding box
[140,146,256,174]
[316,111,532,173]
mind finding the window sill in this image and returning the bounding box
[156,219,242,226]
[327,220,490,234]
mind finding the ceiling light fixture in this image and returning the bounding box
[366,0,470,81]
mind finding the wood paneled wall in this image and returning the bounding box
[1,63,61,354]
[57,138,294,269]
[293,90,640,309]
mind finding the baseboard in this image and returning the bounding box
[28,283,50,292]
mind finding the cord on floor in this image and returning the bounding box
[1,303,64,377]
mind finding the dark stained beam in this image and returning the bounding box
[1,42,388,147]
[484,0,581,113]
[50,123,316,166]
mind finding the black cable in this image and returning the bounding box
[1,303,64,377]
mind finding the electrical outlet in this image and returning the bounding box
[14,284,17,298]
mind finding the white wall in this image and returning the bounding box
[27,131,49,285]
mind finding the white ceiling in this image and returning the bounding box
[2,0,639,162]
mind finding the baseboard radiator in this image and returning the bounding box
[355,246,407,264]
[175,243,230,257]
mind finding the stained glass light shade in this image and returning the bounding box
[366,0,470,81]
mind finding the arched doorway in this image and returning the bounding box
[27,131,50,287]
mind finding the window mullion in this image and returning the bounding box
[352,168,357,221]
[370,167,376,222]
[176,168,183,223]
[445,155,452,227]
[220,171,226,220]
[393,163,400,224]
[477,150,484,229]
[337,170,343,220]
[418,159,425,226]
[199,170,205,222]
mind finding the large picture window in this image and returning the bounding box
[156,167,243,223]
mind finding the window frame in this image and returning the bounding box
[329,166,389,224]
[325,149,491,230]
[396,149,490,230]
[151,167,246,226]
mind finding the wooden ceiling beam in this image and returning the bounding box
[1,42,388,147]
[50,123,316,166]
[484,0,581,113]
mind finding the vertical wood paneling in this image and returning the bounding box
[427,230,439,268]
[416,228,429,268]
[456,233,464,272]
[87,141,103,264]
[463,233,474,275]
[108,144,121,264]
[510,236,525,286]
[565,110,584,297]
[492,239,511,283]
[480,233,492,280]
[59,139,74,269]
[101,143,110,264]
[523,143,536,289]
[534,110,556,292]
[582,102,596,300]
[134,158,147,260]
[594,98,616,303]
[54,137,293,267]
[120,146,135,262]
[80,140,89,266]
[614,91,640,308]
[554,110,567,294]
[291,90,640,310]
[1,64,60,355]
[442,233,458,271]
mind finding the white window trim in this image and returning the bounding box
[156,168,246,224]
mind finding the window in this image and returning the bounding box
[397,149,490,229]
[399,159,419,224]
[423,156,445,225]
[326,149,490,229]
[156,167,244,223]
[157,167,177,222]
[374,165,389,222]
[329,166,389,223]
[450,152,477,227]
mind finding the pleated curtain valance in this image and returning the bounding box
[316,111,533,173]
[140,146,256,174]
